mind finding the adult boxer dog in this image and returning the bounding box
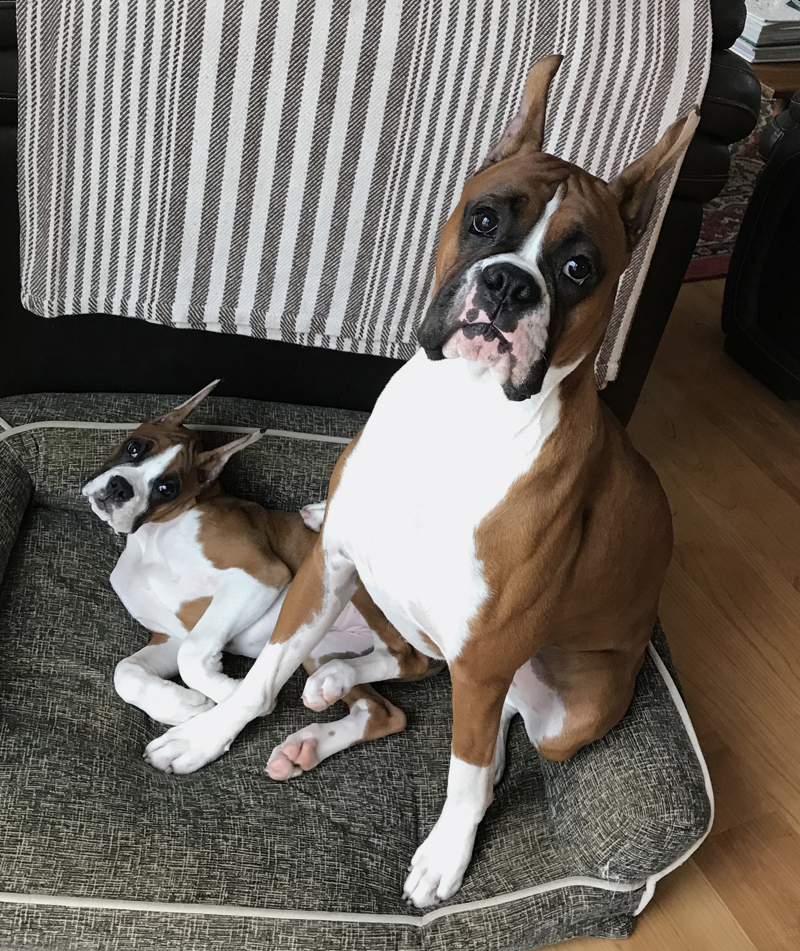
[143,56,694,907]
[82,383,439,766]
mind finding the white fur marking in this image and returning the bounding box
[518,186,564,266]
[507,659,567,746]
[82,444,182,534]
[324,350,578,664]
[403,756,494,907]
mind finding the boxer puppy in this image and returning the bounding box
[143,57,694,907]
[83,383,438,775]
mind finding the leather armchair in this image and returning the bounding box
[601,0,760,421]
[0,1,760,423]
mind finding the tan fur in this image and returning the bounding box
[354,684,407,743]
[196,497,293,590]
[147,632,169,646]
[268,433,362,645]
[351,581,444,680]
[176,597,213,633]
[418,60,685,768]
[415,629,445,661]
[450,361,672,766]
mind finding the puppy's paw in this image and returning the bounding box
[299,501,326,532]
[143,712,233,774]
[302,659,356,711]
[266,730,322,780]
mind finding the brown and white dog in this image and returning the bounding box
[142,57,694,907]
[82,384,440,770]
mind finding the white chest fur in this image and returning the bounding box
[110,511,226,640]
[326,351,572,661]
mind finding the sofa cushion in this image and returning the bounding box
[0,393,712,950]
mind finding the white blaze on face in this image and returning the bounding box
[82,444,182,534]
[443,188,564,390]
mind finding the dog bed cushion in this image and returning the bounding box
[0,393,713,951]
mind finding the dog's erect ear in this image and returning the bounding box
[608,109,700,250]
[481,54,562,169]
[197,430,264,485]
[154,380,221,427]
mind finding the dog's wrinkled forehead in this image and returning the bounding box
[80,422,197,535]
[436,151,626,288]
[98,421,199,477]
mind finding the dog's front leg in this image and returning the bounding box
[143,540,356,774]
[115,633,215,725]
[176,574,283,704]
[403,665,510,908]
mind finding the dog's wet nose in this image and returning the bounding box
[482,263,540,309]
[107,475,134,503]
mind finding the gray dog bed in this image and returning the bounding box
[0,393,713,951]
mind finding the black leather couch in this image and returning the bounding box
[0,0,760,423]
[722,88,800,399]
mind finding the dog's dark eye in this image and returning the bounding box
[125,439,144,459]
[470,209,499,237]
[156,480,179,500]
[563,257,593,284]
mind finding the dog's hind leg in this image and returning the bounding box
[115,634,215,725]
[301,580,444,712]
[302,635,440,711]
[492,701,518,786]
[143,535,358,774]
[267,683,406,780]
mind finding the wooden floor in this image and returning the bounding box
[543,280,800,951]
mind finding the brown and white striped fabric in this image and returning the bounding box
[17,0,711,384]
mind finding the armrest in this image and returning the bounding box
[0,439,33,589]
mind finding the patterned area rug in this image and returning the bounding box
[685,101,771,282]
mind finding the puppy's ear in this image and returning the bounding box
[608,109,700,250]
[197,430,264,485]
[154,380,221,427]
[481,54,562,169]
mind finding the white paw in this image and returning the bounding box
[143,712,234,774]
[302,659,356,711]
[266,724,325,780]
[402,819,478,908]
[299,501,326,532]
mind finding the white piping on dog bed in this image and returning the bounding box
[631,643,715,915]
[0,420,713,927]
[0,419,353,445]
[0,875,644,928]
[0,414,13,431]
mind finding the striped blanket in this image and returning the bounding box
[17,1,710,384]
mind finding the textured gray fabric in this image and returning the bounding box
[0,395,711,950]
[0,391,368,437]
[0,446,31,589]
[16,1,712,383]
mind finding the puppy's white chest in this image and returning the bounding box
[327,352,562,659]
[111,511,221,638]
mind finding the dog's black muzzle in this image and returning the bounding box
[104,475,134,505]
[480,262,541,332]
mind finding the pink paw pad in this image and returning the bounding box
[266,737,319,781]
